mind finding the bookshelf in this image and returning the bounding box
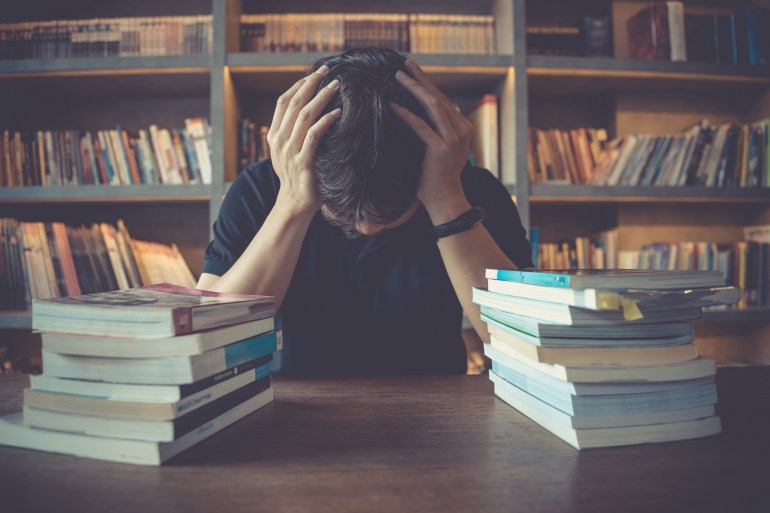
[1,0,770,364]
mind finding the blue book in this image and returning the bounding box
[484,269,726,290]
[41,330,278,385]
[745,6,770,65]
[490,356,717,419]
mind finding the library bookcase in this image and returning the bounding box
[1,0,769,365]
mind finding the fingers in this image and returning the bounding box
[404,58,449,102]
[290,78,340,151]
[299,108,342,164]
[277,65,330,138]
[267,77,306,147]
[390,101,442,148]
[395,68,454,140]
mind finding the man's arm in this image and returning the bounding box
[198,66,341,311]
[392,60,525,344]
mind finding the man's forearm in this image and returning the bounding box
[425,196,518,344]
[199,198,316,311]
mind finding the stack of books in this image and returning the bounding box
[0,283,277,465]
[473,269,741,450]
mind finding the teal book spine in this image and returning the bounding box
[223,331,278,368]
[490,269,572,288]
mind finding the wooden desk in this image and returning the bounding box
[1,368,769,513]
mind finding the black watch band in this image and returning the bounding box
[432,205,486,240]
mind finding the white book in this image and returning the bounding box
[23,377,270,442]
[42,330,277,385]
[483,344,713,395]
[25,361,272,421]
[0,388,273,466]
[490,371,720,448]
[490,357,717,417]
[487,340,717,383]
[667,2,687,62]
[42,317,274,358]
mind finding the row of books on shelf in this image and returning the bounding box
[240,13,496,55]
[238,119,270,171]
[474,268,739,449]
[531,225,770,308]
[628,3,770,65]
[0,218,195,312]
[0,119,212,188]
[527,17,612,57]
[0,16,212,59]
[0,283,277,465]
[530,119,770,187]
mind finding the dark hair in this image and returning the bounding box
[309,48,429,238]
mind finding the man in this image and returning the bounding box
[198,48,532,375]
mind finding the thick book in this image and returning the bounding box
[484,344,713,394]
[29,354,272,403]
[473,288,703,326]
[32,283,275,338]
[23,376,271,442]
[490,371,721,449]
[489,329,698,366]
[41,317,275,358]
[482,311,694,348]
[485,342,717,383]
[485,268,726,290]
[491,358,717,420]
[41,330,278,385]
[0,388,272,466]
[24,361,272,421]
[487,278,741,311]
[479,305,694,341]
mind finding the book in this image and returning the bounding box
[29,354,272,402]
[489,329,698,366]
[473,288,703,326]
[482,310,694,348]
[490,371,721,449]
[485,344,711,394]
[23,361,272,421]
[491,358,716,419]
[466,95,499,178]
[23,376,271,442]
[41,330,278,385]
[0,387,272,466]
[487,278,741,311]
[583,17,612,57]
[32,283,275,338]
[627,2,686,62]
[41,317,275,358]
[485,268,726,290]
[485,342,717,383]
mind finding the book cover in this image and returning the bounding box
[32,283,275,338]
[485,268,726,290]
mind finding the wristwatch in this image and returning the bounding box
[432,205,486,240]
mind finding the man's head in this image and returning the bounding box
[309,48,429,238]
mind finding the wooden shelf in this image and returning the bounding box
[527,55,770,94]
[227,52,511,95]
[0,56,211,97]
[0,185,211,204]
[0,311,31,330]
[701,308,770,323]
[529,184,770,203]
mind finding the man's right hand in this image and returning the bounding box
[266,64,341,217]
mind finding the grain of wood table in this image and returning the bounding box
[0,368,769,513]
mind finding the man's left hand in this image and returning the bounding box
[391,59,474,222]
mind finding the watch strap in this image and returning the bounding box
[432,205,486,240]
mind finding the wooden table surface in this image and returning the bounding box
[1,368,769,513]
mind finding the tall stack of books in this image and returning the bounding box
[473,269,741,450]
[0,283,277,465]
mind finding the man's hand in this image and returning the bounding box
[390,59,474,224]
[267,65,341,217]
